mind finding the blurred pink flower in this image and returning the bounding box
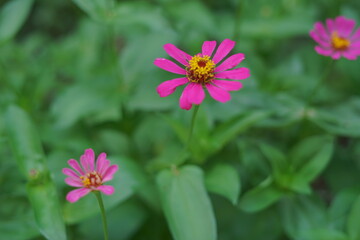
[154,39,250,110]
[62,149,118,203]
[310,16,360,60]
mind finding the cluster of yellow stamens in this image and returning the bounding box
[80,171,102,188]
[331,31,350,51]
[186,55,215,83]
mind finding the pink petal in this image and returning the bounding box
[202,41,217,57]
[99,159,110,177]
[154,58,186,74]
[164,43,191,66]
[80,149,94,173]
[212,39,236,64]
[186,83,205,105]
[205,84,231,103]
[315,46,333,56]
[65,177,83,187]
[331,51,341,59]
[96,152,107,172]
[66,188,91,203]
[212,80,243,91]
[62,168,80,178]
[326,19,335,33]
[156,77,189,97]
[335,16,355,38]
[342,51,358,60]
[102,165,119,182]
[314,22,330,41]
[350,41,360,48]
[179,84,193,110]
[351,28,360,41]
[96,185,115,195]
[309,30,331,47]
[215,67,250,80]
[68,159,84,175]
[215,53,245,72]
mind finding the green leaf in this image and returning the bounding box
[239,178,283,212]
[290,135,334,183]
[259,143,288,182]
[347,194,360,240]
[27,181,67,240]
[205,164,241,204]
[63,156,143,224]
[0,0,34,43]
[156,165,217,240]
[5,105,46,179]
[210,111,270,152]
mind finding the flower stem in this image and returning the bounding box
[186,104,200,149]
[94,191,109,240]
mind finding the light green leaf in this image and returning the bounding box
[27,181,67,240]
[0,0,34,43]
[157,165,217,240]
[239,178,283,212]
[5,105,46,179]
[63,156,143,224]
[347,194,360,240]
[72,0,116,23]
[290,135,334,183]
[259,143,288,181]
[205,164,241,204]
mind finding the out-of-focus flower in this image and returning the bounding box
[310,16,360,60]
[154,39,250,110]
[63,149,118,203]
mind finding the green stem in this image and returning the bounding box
[186,104,200,149]
[94,191,109,240]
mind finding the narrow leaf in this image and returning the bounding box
[347,194,360,240]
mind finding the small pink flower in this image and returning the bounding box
[310,16,360,60]
[62,149,118,203]
[154,39,250,110]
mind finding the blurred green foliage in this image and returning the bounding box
[1,0,360,239]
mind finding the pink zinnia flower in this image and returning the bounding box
[154,39,250,110]
[62,149,118,203]
[310,16,360,60]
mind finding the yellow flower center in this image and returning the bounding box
[80,171,102,188]
[186,55,215,83]
[331,32,350,51]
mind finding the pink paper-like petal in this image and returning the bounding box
[179,84,193,110]
[102,165,119,182]
[68,159,84,175]
[99,159,110,177]
[350,41,360,48]
[212,39,236,64]
[164,43,191,66]
[85,148,95,172]
[335,16,355,38]
[314,22,330,41]
[80,149,93,173]
[156,77,189,97]
[205,84,231,103]
[202,41,217,57]
[154,58,186,74]
[215,53,245,72]
[65,177,83,187]
[331,51,341,59]
[96,152,107,173]
[310,30,331,47]
[212,80,243,91]
[215,67,250,80]
[66,188,91,203]
[62,168,80,178]
[342,51,358,60]
[97,185,115,195]
[326,19,335,33]
[186,83,205,105]
[351,28,360,41]
[315,46,333,56]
